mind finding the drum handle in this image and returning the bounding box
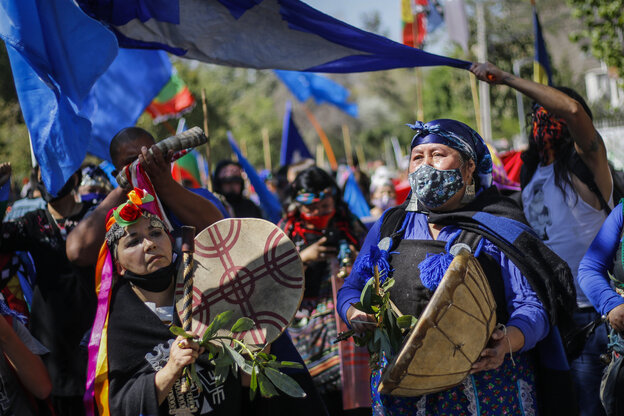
[180,225,196,394]
[181,226,196,332]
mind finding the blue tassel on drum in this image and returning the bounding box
[418,251,454,291]
[418,230,461,291]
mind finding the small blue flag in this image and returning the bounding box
[227,132,283,224]
[533,6,552,86]
[343,171,371,220]
[275,70,358,117]
[280,101,313,167]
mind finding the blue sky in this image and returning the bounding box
[303,0,402,43]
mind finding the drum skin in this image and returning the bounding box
[175,218,304,347]
[378,249,497,396]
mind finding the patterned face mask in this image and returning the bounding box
[532,106,567,165]
[409,164,464,209]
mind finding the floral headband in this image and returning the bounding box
[295,187,335,205]
[105,188,165,248]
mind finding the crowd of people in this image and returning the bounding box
[0,60,622,416]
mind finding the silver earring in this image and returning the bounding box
[461,180,476,204]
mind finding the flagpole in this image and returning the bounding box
[241,139,248,159]
[411,6,425,122]
[356,144,367,171]
[302,105,338,171]
[342,124,353,168]
[262,128,271,171]
[316,144,325,170]
[201,88,213,191]
[476,1,492,142]
[469,73,483,134]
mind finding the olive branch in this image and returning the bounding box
[335,265,417,369]
[170,310,305,400]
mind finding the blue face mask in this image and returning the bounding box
[409,164,464,209]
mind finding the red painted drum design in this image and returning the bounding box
[175,218,304,347]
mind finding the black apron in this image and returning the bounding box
[387,237,509,325]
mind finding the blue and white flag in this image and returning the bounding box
[78,0,471,73]
[275,71,358,117]
[280,101,313,166]
[227,132,283,224]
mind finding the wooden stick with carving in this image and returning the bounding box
[180,225,196,393]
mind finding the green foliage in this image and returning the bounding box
[336,269,417,369]
[170,310,304,399]
[567,0,624,80]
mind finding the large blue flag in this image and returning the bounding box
[343,170,371,220]
[275,71,358,117]
[533,6,552,86]
[0,0,118,195]
[77,0,471,73]
[280,101,313,166]
[0,0,171,194]
[227,132,283,224]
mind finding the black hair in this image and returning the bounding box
[520,86,593,196]
[287,166,348,212]
[212,160,243,195]
[109,127,155,168]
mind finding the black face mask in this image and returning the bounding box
[121,260,177,292]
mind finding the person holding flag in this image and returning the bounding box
[472,61,611,416]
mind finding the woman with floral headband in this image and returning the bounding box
[84,188,245,416]
[279,166,368,415]
[85,188,327,416]
[337,119,578,415]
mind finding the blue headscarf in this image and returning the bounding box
[408,119,493,190]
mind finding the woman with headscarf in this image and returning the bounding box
[337,119,577,415]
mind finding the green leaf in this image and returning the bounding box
[256,371,278,398]
[397,315,417,329]
[370,293,383,306]
[373,328,392,358]
[201,310,234,343]
[213,346,232,368]
[249,365,258,401]
[169,325,194,339]
[190,364,202,392]
[360,277,375,313]
[214,363,230,385]
[223,343,246,371]
[256,352,270,361]
[266,360,304,370]
[231,317,255,333]
[351,302,367,313]
[381,277,395,291]
[263,367,306,398]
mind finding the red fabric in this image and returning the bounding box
[331,275,371,410]
[171,164,201,188]
[500,150,524,184]
[145,86,195,120]
[1,286,28,320]
[394,179,411,205]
